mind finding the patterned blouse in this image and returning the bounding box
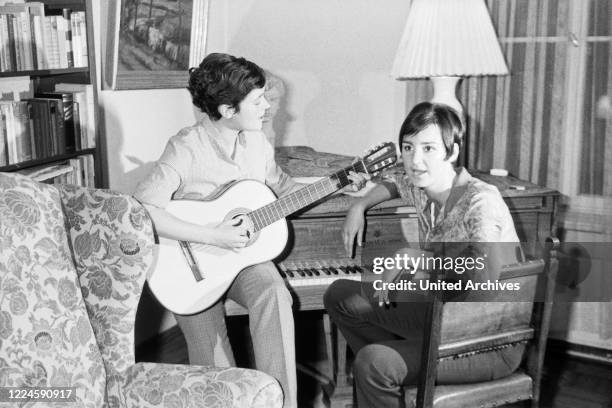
[389,167,519,245]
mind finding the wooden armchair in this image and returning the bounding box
[406,240,560,408]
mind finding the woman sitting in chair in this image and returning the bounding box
[324,102,523,408]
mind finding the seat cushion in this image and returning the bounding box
[0,173,106,407]
[404,372,533,408]
[111,363,283,408]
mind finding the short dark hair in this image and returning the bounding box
[398,102,464,159]
[187,53,266,120]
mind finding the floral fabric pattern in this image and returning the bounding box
[60,183,155,376]
[0,173,106,407]
[0,173,282,408]
[118,363,283,408]
[387,167,519,244]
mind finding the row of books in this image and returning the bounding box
[0,82,96,166]
[16,153,95,187]
[0,2,88,72]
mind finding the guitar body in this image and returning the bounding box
[148,179,288,315]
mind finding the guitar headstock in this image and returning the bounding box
[359,142,397,175]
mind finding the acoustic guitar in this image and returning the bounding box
[147,142,397,315]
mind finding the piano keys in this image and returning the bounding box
[224,199,418,316]
[278,259,363,286]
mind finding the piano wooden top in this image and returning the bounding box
[275,145,559,216]
[276,145,410,217]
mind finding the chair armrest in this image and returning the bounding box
[111,363,283,408]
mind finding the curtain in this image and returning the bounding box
[404,0,570,190]
[579,0,612,196]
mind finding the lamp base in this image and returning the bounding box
[429,76,468,167]
[430,76,463,118]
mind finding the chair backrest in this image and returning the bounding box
[414,240,559,408]
[0,173,107,407]
[438,260,543,357]
[58,183,155,376]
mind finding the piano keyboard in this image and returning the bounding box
[279,260,364,287]
[225,260,365,315]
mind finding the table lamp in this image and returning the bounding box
[391,0,509,119]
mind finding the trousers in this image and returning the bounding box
[324,279,524,408]
[175,261,297,408]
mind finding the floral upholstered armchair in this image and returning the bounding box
[0,173,283,408]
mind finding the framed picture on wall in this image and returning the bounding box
[104,0,209,90]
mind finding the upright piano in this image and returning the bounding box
[225,145,559,316]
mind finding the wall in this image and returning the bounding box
[94,0,413,338]
[551,201,612,354]
[96,0,411,194]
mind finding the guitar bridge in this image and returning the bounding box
[179,241,204,281]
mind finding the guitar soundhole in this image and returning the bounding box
[225,208,259,247]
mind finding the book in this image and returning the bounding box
[0,104,7,165]
[68,157,81,185]
[26,97,51,157]
[72,100,81,150]
[69,11,80,66]
[0,100,34,163]
[30,97,63,155]
[5,13,16,70]
[55,83,95,148]
[53,14,67,68]
[16,10,32,70]
[61,8,72,67]
[42,15,59,68]
[0,14,9,72]
[75,11,87,66]
[0,102,18,163]
[11,100,33,162]
[16,162,73,182]
[0,76,33,101]
[35,91,75,153]
[85,153,94,186]
[69,11,87,68]
[25,100,35,158]
[0,3,33,71]
[26,2,45,69]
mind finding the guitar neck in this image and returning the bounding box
[250,161,366,231]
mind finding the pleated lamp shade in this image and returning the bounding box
[392,0,508,114]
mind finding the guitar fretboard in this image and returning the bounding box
[249,161,366,232]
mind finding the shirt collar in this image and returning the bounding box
[199,114,246,161]
[422,167,472,217]
[442,167,472,217]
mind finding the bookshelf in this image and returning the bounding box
[0,0,103,187]
[0,67,89,77]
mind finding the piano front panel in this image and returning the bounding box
[224,210,418,316]
[283,212,418,264]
